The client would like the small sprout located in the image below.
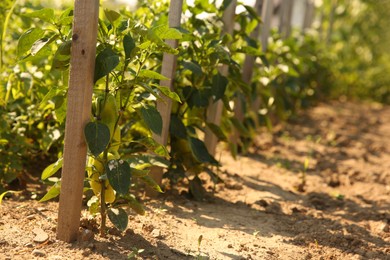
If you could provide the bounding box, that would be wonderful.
[253,230,260,237]
[198,234,203,252]
[128,247,144,259]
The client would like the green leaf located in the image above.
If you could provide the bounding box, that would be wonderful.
[52,45,70,71]
[94,47,120,82]
[123,34,135,61]
[182,86,210,108]
[211,73,228,102]
[182,61,203,76]
[139,69,169,80]
[107,207,128,231]
[230,117,251,137]
[124,194,145,215]
[24,8,55,23]
[0,191,17,205]
[18,28,45,57]
[31,34,57,56]
[169,114,187,139]
[104,9,121,24]
[57,7,73,25]
[155,85,181,103]
[39,182,61,202]
[152,24,182,40]
[41,158,63,180]
[140,105,162,136]
[243,5,261,21]
[221,0,234,11]
[188,137,218,165]
[84,122,111,157]
[206,122,227,141]
[106,159,131,195]
[132,169,163,193]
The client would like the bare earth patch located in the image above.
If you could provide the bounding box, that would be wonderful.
[1,101,389,260]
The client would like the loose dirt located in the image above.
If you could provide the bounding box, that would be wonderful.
[1,101,389,260]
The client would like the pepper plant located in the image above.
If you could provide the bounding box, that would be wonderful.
[19,5,183,234]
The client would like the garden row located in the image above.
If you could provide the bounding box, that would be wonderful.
[1,0,388,241]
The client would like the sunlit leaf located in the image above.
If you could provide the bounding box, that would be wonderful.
[140,105,162,136]
[139,69,169,80]
[39,182,61,202]
[24,8,55,24]
[17,28,44,57]
[41,157,63,180]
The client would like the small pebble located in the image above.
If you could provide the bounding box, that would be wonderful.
[32,228,49,243]
[151,229,162,238]
[26,214,35,220]
[32,249,46,257]
[380,223,389,233]
[24,242,34,248]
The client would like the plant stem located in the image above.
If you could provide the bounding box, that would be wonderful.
[100,179,107,237]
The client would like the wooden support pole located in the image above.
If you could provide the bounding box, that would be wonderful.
[261,0,274,52]
[147,0,183,196]
[231,0,264,146]
[205,0,237,156]
[303,0,315,31]
[57,0,99,242]
[279,0,293,38]
[251,0,273,119]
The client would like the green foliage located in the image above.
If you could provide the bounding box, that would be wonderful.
[1,0,386,233]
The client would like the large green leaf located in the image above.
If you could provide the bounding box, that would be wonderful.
[182,61,203,76]
[131,168,163,193]
[124,194,145,215]
[24,8,55,24]
[41,157,63,180]
[169,114,187,139]
[84,122,110,157]
[123,34,135,61]
[39,181,61,202]
[182,86,210,108]
[104,9,121,24]
[140,105,162,136]
[206,122,227,141]
[188,137,218,165]
[106,159,131,195]
[211,73,228,102]
[94,47,120,83]
[152,24,182,40]
[30,34,57,56]
[51,40,71,70]
[17,28,44,57]
[108,207,128,231]
[139,69,169,80]
[154,85,182,103]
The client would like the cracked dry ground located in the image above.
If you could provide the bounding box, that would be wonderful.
[1,101,389,260]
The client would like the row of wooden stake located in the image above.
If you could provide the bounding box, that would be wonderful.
[57,0,318,242]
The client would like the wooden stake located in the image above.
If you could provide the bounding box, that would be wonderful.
[205,0,237,155]
[251,0,274,122]
[303,0,315,31]
[57,0,99,242]
[279,0,294,38]
[148,0,183,196]
[231,0,263,146]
